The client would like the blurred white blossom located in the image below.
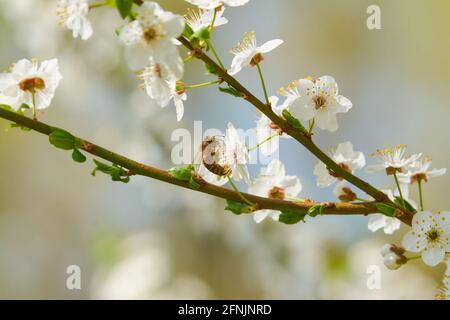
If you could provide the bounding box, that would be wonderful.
[399,156,446,184]
[186,0,250,10]
[185,7,228,32]
[255,96,287,155]
[248,160,301,223]
[229,32,283,75]
[367,145,421,175]
[57,0,93,40]
[314,142,365,188]
[0,58,62,111]
[118,1,184,75]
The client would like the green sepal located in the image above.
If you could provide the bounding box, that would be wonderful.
[279,211,307,225]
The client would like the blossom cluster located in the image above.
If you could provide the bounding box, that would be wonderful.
[0,0,448,299]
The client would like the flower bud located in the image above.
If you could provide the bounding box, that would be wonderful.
[383,253,403,270]
[381,244,407,270]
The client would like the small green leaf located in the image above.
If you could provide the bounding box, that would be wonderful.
[49,128,75,150]
[168,165,194,182]
[307,204,324,217]
[189,176,201,189]
[219,86,241,97]
[182,24,194,39]
[225,200,254,215]
[114,26,123,36]
[72,148,87,163]
[394,197,417,213]
[91,159,130,183]
[375,203,396,217]
[115,0,133,19]
[282,109,307,133]
[279,211,306,225]
[8,123,31,131]
[2,104,32,131]
[204,62,217,75]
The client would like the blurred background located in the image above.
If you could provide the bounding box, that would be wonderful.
[0,0,449,299]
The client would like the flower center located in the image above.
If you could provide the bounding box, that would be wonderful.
[19,77,46,92]
[143,27,160,44]
[153,64,162,78]
[268,186,285,200]
[426,229,440,242]
[411,173,428,184]
[313,95,327,110]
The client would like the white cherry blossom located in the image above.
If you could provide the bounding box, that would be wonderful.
[313,142,365,188]
[228,32,283,76]
[185,7,228,32]
[399,157,446,184]
[57,0,93,40]
[224,123,250,182]
[138,59,186,121]
[248,160,301,223]
[197,123,250,185]
[185,0,249,10]
[0,58,62,111]
[367,186,416,235]
[118,1,184,75]
[255,96,287,156]
[366,145,422,175]
[402,211,450,267]
[282,76,352,132]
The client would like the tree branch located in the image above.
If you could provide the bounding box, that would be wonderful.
[0,106,383,219]
[177,36,413,225]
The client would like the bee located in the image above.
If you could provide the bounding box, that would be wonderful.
[195,136,231,177]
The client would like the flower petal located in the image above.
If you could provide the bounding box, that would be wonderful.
[335,95,352,113]
[402,231,426,252]
[258,39,283,54]
[313,162,335,188]
[265,159,285,180]
[280,175,302,197]
[422,244,445,267]
[368,214,386,233]
[253,210,271,223]
[383,217,401,235]
[411,211,435,233]
[315,109,338,132]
